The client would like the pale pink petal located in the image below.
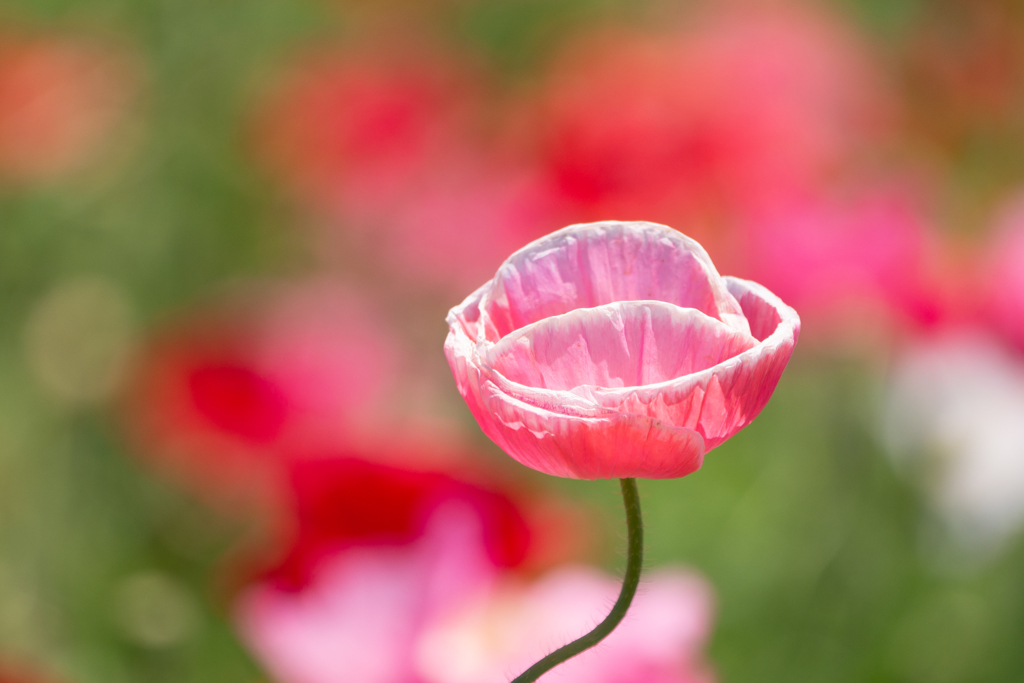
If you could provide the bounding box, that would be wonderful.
[568,278,798,448]
[486,301,756,391]
[475,387,706,479]
[477,221,750,338]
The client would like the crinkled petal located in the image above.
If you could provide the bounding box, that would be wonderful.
[476,221,750,339]
[569,277,800,449]
[477,382,705,479]
[485,300,756,391]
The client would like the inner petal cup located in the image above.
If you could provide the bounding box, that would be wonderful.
[486,301,757,392]
[478,222,750,339]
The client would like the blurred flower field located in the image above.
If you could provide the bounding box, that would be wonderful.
[4,0,1024,681]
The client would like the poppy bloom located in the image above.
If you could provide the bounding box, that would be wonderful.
[253,44,473,207]
[445,221,800,480]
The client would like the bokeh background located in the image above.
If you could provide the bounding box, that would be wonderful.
[4,0,1024,681]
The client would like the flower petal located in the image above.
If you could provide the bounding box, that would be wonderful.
[574,277,799,449]
[477,221,750,339]
[485,301,756,391]
[476,383,706,479]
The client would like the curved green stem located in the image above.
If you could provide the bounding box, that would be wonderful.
[510,477,644,683]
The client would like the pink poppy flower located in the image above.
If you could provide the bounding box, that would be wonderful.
[0,35,136,182]
[445,221,800,480]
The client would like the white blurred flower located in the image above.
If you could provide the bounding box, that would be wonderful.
[883,332,1024,554]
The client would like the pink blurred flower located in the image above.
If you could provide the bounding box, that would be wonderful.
[532,1,890,224]
[416,566,715,683]
[234,455,599,683]
[445,221,800,479]
[254,45,563,292]
[341,155,564,292]
[983,192,1024,352]
[736,187,950,338]
[238,499,501,683]
[0,34,136,183]
[236,457,716,683]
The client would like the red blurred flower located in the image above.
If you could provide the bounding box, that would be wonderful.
[0,664,66,683]
[0,34,136,183]
[254,44,475,209]
[532,2,891,226]
[237,491,513,683]
[123,280,409,508]
[227,415,597,682]
[262,456,533,591]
